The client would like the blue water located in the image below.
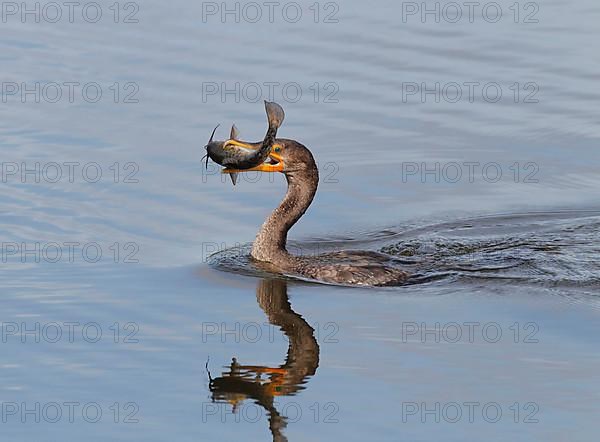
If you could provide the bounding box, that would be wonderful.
[1,0,599,440]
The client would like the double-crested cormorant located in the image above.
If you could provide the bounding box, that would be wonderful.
[223,138,410,286]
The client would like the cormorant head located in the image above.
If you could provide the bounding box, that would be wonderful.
[218,102,317,179]
[222,138,318,177]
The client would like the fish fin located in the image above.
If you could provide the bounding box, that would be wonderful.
[230,124,240,140]
[264,101,285,130]
[230,173,238,186]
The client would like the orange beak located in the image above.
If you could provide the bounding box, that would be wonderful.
[222,143,284,175]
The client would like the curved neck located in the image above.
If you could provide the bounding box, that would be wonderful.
[251,168,319,263]
[256,279,319,392]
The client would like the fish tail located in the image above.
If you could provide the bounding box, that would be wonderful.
[264,101,285,130]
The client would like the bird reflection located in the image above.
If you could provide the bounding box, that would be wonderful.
[208,279,320,441]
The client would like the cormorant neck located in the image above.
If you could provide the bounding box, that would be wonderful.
[251,166,319,264]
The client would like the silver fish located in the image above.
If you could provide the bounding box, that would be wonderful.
[203,101,285,185]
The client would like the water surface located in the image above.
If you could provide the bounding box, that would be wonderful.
[1,0,599,440]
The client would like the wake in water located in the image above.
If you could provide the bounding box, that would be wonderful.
[209,210,600,291]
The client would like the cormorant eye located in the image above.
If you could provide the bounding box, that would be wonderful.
[274,146,282,153]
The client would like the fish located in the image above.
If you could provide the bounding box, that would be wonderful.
[202,101,285,185]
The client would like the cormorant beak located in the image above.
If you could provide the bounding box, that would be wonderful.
[222,139,253,150]
[221,142,285,174]
[223,139,258,150]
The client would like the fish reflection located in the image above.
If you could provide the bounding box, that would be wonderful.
[208,279,319,441]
